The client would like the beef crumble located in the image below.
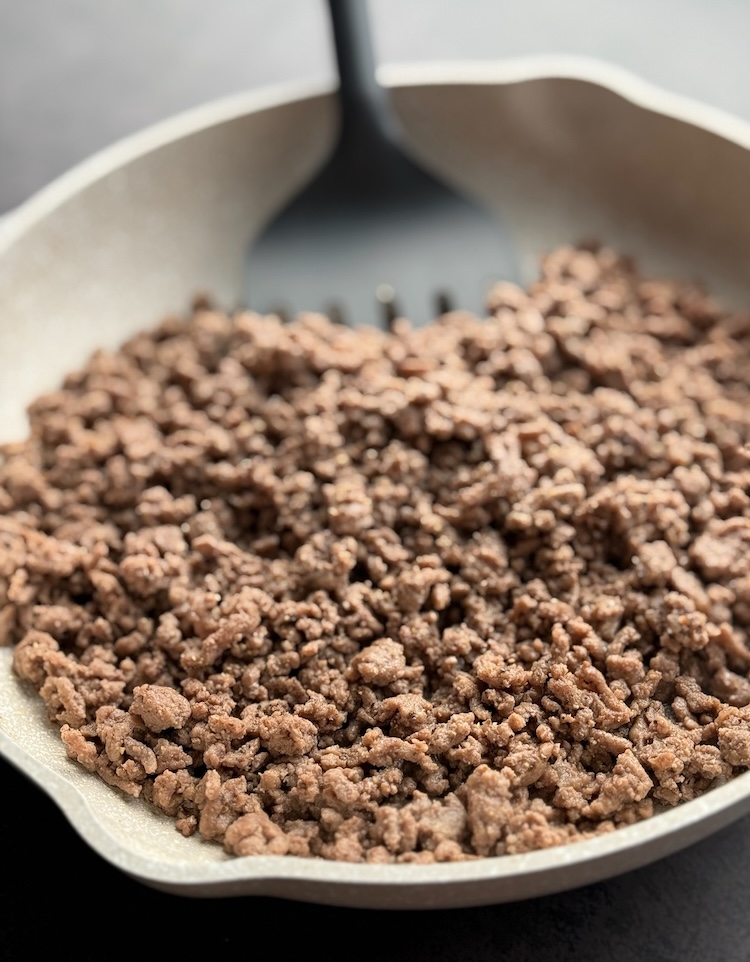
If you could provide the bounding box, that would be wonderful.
[4,244,750,863]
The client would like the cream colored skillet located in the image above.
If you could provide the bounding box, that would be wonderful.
[1,54,750,906]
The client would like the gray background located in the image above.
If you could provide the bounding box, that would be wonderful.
[2,2,750,959]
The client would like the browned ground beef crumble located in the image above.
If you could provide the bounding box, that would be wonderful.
[3,244,750,862]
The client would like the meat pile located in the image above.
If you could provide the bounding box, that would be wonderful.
[3,244,750,863]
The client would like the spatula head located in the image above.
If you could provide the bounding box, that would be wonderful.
[246,148,517,329]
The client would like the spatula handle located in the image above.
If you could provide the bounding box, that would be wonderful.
[327,0,391,146]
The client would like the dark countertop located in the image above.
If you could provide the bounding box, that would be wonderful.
[4,754,749,961]
[2,3,750,957]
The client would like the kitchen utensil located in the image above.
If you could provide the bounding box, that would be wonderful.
[246,0,512,328]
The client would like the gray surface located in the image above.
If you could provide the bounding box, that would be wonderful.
[2,1,749,957]
[373,0,750,119]
[0,0,334,213]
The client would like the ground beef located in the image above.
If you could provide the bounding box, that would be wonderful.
[4,243,750,863]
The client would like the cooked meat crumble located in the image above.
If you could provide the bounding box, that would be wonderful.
[3,243,750,862]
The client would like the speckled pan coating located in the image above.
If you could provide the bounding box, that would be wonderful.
[3,60,750,905]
